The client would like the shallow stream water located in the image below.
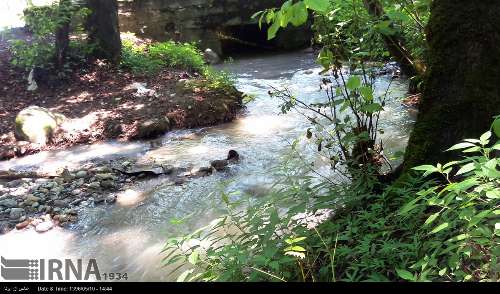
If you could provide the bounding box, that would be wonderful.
[0,51,414,281]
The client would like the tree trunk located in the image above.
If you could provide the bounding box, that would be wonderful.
[54,0,71,71]
[86,0,121,64]
[402,0,500,169]
[362,0,418,77]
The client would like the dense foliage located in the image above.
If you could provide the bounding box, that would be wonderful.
[162,0,499,282]
[120,37,235,91]
[7,1,91,73]
[164,122,499,282]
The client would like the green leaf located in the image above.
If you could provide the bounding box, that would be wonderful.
[446,142,476,151]
[492,117,500,138]
[291,2,308,26]
[177,269,194,282]
[455,162,475,176]
[360,86,373,101]
[285,245,306,252]
[395,268,414,281]
[361,103,383,114]
[468,210,492,228]
[346,76,361,90]
[480,131,492,145]
[251,11,264,19]
[188,250,199,265]
[424,212,440,226]
[412,165,439,177]
[304,0,329,13]
[285,236,307,244]
[267,12,281,40]
[430,222,449,234]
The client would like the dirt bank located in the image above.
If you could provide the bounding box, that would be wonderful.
[0,30,244,161]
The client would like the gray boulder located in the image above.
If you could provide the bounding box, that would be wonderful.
[203,48,221,65]
[14,106,66,145]
[0,199,17,208]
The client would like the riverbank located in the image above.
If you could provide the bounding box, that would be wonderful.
[0,29,244,161]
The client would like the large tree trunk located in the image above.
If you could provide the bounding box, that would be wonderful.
[402,0,500,169]
[54,0,71,71]
[362,0,418,77]
[86,0,121,64]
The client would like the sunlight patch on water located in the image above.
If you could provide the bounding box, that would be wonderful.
[116,189,147,207]
[0,142,147,174]
[236,114,292,136]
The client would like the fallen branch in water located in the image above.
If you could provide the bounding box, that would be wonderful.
[0,170,56,181]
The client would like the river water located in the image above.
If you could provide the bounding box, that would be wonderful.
[0,51,414,281]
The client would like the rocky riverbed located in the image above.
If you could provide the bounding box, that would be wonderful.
[0,150,239,235]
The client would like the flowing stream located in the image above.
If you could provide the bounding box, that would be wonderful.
[0,51,415,281]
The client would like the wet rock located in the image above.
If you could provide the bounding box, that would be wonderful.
[203,48,221,65]
[95,173,116,181]
[38,187,49,194]
[31,202,39,208]
[6,179,23,188]
[16,220,30,230]
[161,165,175,175]
[35,221,53,233]
[105,195,116,204]
[175,79,190,94]
[70,199,82,206]
[9,208,25,220]
[210,159,228,171]
[94,166,113,173]
[88,182,100,189]
[75,171,88,179]
[115,164,165,176]
[0,145,16,160]
[94,197,105,204]
[0,222,13,234]
[61,169,73,182]
[132,117,171,140]
[53,200,69,208]
[100,180,115,189]
[66,209,77,215]
[191,166,213,177]
[72,189,82,196]
[0,198,18,208]
[27,68,38,91]
[25,195,41,205]
[14,106,66,145]
[227,149,240,162]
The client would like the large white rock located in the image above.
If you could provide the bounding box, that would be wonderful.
[14,106,66,145]
[203,48,221,65]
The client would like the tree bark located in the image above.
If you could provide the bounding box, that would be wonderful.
[54,0,71,71]
[86,0,121,64]
[362,0,418,77]
[402,0,500,169]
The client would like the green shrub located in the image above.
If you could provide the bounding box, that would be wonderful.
[148,41,205,72]
[121,40,206,75]
[120,39,235,92]
[120,39,163,75]
[163,128,499,282]
[8,2,90,71]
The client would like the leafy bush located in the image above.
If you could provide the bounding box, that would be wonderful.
[8,2,90,72]
[120,39,164,75]
[121,39,206,74]
[120,38,235,91]
[149,41,205,72]
[163,127,499,282]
